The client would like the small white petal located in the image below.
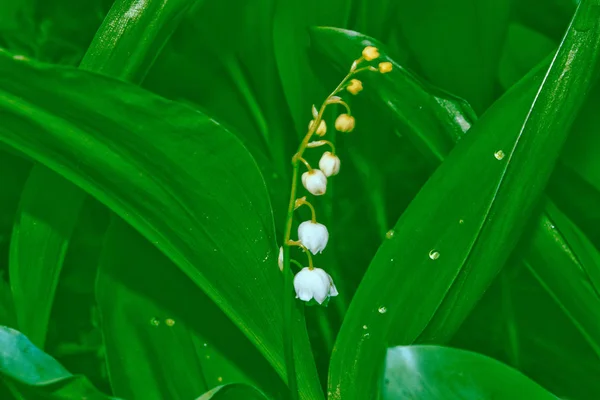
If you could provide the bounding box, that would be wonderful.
[319,152,340,177]
[278,246,284,271]
[298,221,329,255]
[301,170,327,196]
[293,267,338,305]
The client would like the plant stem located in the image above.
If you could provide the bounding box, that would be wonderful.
[281,63,361,400]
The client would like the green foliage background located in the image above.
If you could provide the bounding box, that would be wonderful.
[1,0,600,399]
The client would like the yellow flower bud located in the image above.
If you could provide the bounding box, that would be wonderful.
[346,79,363,95]
[335,114,355,133]
[309,119,327,136]
[378,62,392,74]
[362,46,380,61]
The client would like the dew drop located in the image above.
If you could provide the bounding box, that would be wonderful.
[363,333,371,339]
[362,325,368,330]
[429,250,440,260]
[385,230,395,239]
[494,150,505,160]
[378,306,387,314]
[203,343,208,347]
[217,376,223,383]
[459,219,465,224]
[150,317,160,326]
[165,318,175,327]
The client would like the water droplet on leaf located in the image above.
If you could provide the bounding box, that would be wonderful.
[378,306,387,314]
[494,150,505,160]
[429,250,440,260]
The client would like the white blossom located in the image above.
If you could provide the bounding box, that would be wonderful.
[301,169,327,196]
[278,246,284,271]
[298,221,329,254]
[293,267,338,304]
[319,152,340,177]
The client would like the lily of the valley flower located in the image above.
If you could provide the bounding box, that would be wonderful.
[301,169,327,195]
[298,220,329,254]
[347,79,363,95]
[335,114,355,132]
[278,246,284,271]
[309,119,327,136]
[293,267,338,304]
[362,46,380,61]
[319,151,340,177]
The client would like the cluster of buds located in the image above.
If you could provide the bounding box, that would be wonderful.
[279,46,392,305]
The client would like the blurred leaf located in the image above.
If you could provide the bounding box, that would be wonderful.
[323,2,600,397]
[395,0,511,112]
[0,55,322,400]
[498,23,556,90]
[0,326,119,399]
[9,168,84,349]
[97,218,286,399]
[383,345,556,399]
[196,383,269,400]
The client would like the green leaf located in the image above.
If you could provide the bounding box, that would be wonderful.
[382,345,557,399]
[395,0,511,112]
[0,55,322,400]
[9,168,84,348]
[0,326,119,399]
[195,383,269,400]
[321,1,600,398]
[8,0,198,350]
[97,218,286,399]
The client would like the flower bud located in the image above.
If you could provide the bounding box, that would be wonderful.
[278,246,284,271]
[319,152,340,177]
[309,119,327,136]
[298,221,329,254]
[347,79,363,95]
[335,114,355,133]
[301,169,327,196]
[362,46,380,61]
[378,61,392,74]
[293,267,338,304]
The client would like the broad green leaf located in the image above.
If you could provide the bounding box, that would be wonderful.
[81,0,199,84]
[395,0,511,112]
[8,0,197,351]
[196,383,269,400]
[97,218,286,399]
[9,168,84,348]
[0,326,119,399]
[383,345,556,399]
[322,1,600,398]
[0,55,322,400]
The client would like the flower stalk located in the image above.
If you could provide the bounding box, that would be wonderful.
[280,46,391,399]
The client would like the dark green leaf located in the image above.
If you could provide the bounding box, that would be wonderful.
[9,168,84,348]
[322,2,600,398]
[196,383,269,400]
[97,218,286,399]
[0,55,322,400]
[395,0,511,112]
[0,326,119,399]
[383,345,556,399]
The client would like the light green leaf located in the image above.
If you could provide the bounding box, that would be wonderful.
[0,54,322,400]
[0,326,119,399]
[383,345,557,399]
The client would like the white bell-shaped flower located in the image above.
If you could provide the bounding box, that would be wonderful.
[301,169,327,196]
[293,267,338,304]
[278,246,284,271]
[318,152,340,177]
[298,221,329,254]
